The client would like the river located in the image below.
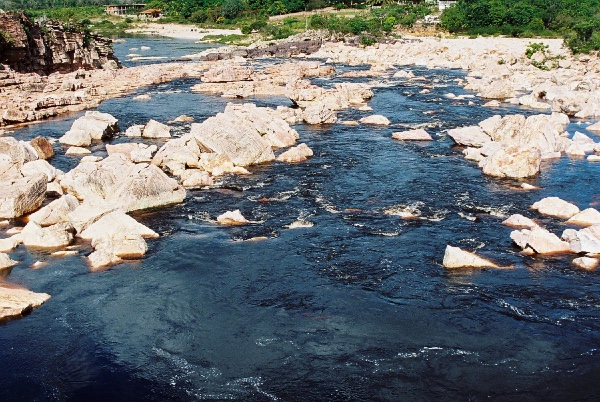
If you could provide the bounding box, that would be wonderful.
[0,37,599,401]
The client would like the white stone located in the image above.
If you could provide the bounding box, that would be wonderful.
[217,210,249,226]
[392,129,432,141]
[531,197,580,219]
[442,245,499,268]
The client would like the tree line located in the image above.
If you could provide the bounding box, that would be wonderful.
[440,0,600,53]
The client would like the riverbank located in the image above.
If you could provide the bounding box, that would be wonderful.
[125,23,242,41]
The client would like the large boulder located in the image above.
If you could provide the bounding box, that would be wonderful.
[448,126,491,147]
[277,143,313,163]
[70,111,119,140]
[302,103,337,125]
[480,146,541,178]
[28,194,79,227]
[21,221,74,248]
[151,134,202,175]
[0,252,18,271]
[191,115,274,167]
[88,233,148,270]
[562,227,600,254]
[510,226,571,254]
[222,103,298,148]
[79,210,158,240]
[142,119,171,139]
[502,214,538,229]
[531,197,580,219]
[566,208,600,226]
[20,160,57,182]
[0,285,50,321]
[60,154,186,213]
[60,111,119,145]
[0,174,47,219]
[442,245,500,268]
[29,137,54,160]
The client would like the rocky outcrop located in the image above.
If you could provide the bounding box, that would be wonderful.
[59,111,119,146]
[511,226,571,254]
[0,11,119,74]
[0,174,47,219]
[60,154,186,212]
[276,143,313,163]
[0,284,50,321]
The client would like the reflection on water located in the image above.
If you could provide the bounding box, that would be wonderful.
[1,38,600,401]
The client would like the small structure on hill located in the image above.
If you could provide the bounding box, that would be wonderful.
[104,3,146,16]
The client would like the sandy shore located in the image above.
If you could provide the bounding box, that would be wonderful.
[126,23,241,41]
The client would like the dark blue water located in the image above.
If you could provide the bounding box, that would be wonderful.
[1,41,600,401]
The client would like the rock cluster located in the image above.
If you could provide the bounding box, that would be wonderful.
[450,112,572,178]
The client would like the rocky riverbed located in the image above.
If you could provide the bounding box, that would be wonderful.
[1,31,600,400]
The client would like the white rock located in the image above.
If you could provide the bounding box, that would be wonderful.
[566,208,600,226]
[448,126,491,147]
[511,226,571,254]
[442,245,499,268]
[481,146,541,178]
[0,174,47,219]
[65,146,91,155]
[0,285,50,320]
[79,210,158,240]
[217,210,249,226]
[572,257,599,270]
[562,228,600,254]
[20,160,57,182]
[0,252,18,270]
[276,143,313,163]
[531,197,580,219]
[392,129,432,141]
[28,194,79,227]
[125,125,144,137]
[142,119,171,138]
[502,214,538,229]
[359,115,390,125]
[21,221,73,248]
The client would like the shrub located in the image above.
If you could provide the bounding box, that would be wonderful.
[360,35,376,46]
[241,24,252,34]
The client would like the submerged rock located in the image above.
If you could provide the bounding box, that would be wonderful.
[443,245,500,268]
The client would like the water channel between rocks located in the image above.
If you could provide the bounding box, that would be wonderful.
[1,37,599,401]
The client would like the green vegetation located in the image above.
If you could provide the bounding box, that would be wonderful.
[0,30,15,53]
[440,0,600,54]
[525,42,564,70]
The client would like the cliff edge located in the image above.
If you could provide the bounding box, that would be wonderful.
[0,11,119,74]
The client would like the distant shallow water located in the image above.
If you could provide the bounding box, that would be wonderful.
[112,36,219,67]
[1,38,600,401]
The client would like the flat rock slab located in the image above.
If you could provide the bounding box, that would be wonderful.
[0,285,50,321]
[392,129,432,141]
